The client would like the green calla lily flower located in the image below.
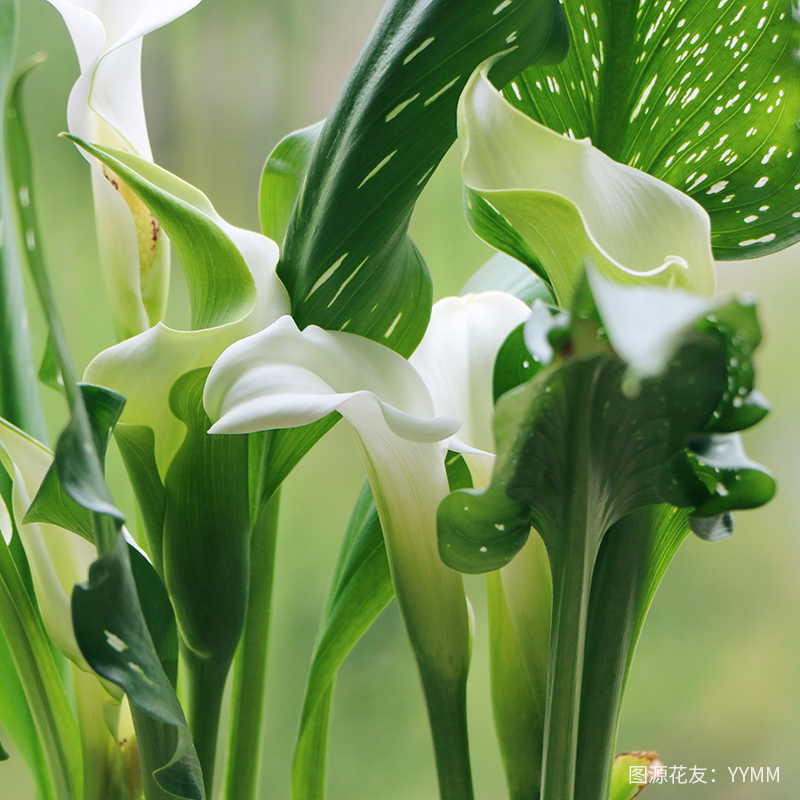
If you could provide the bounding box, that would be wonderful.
[83,167,290,481]
[47,0,202,339]
[459,64,717,306]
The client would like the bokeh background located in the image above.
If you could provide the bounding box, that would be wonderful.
[2,0,798,797]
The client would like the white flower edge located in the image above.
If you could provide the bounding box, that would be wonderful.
[410,290,531,486]
[204,314,470,683]
[459,65,716,306]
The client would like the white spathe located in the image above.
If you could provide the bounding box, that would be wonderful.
[204,313,469,682]
[47,0,202,338]
[459,65,716,306]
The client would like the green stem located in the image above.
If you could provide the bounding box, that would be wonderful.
[421,675,474,800]
[223,489,281,800]
[180,643,230,795]
[540,538,595,800]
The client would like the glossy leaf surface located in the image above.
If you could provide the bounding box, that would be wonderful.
[279,0,568,356]
[507,0,800,258]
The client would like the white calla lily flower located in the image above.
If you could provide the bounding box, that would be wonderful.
[47,0,202,338]
[203,292,530,779]
[204,315,469,683]
[459,66,716,306]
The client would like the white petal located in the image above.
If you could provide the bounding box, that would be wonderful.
[588,270,712,379]
[204,318,470,687]
[205,316,460,444]
[459,67,716,305]
[411,291,529,455]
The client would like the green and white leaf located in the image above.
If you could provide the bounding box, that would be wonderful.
[507,0,800,258]
[279,0,569,356]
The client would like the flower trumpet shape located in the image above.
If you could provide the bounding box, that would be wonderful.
[459,65,716,306]
[204,291,531,795]
[47,0,201,338]
[83,159,290,481]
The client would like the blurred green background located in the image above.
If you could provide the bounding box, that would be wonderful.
[2,0,798,798]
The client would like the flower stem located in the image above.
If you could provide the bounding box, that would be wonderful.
[540,535,595,800]
[420,673,474,800]
[223,489,281,800]
[180,643,230,795]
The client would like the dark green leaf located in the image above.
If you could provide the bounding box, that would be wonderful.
[506,0,800,258]
[115,424,166,578]
[259,120,324,244]
[0,738,8,760]
[72,535,203,799]
[163,369,249,666]
[25,384,126,543]
[279,0,568,356]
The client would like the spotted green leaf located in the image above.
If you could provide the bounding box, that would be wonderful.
[279,0,568,357]
[506,0,800,258]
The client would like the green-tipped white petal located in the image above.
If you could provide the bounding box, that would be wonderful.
[459,67,716,306]
[0,419,95,669]
[84,184,289,477]
[205,315,470,684]
[47,0,202,337]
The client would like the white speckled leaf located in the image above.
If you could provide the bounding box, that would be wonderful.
[506,0,800,258]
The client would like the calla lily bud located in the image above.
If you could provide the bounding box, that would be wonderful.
[47,0,202,339]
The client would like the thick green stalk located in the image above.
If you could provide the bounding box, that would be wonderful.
[540,538,595,800]
[179,643,230,795]
[420,674,474,800]
[223,490,281,800]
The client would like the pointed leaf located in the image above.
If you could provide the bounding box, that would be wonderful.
[292,482,392,800]
[1,22,47,441]
[9,69,204,798]
[279,0,569,356]
[259,120,324,244]
[506,0,800,258]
